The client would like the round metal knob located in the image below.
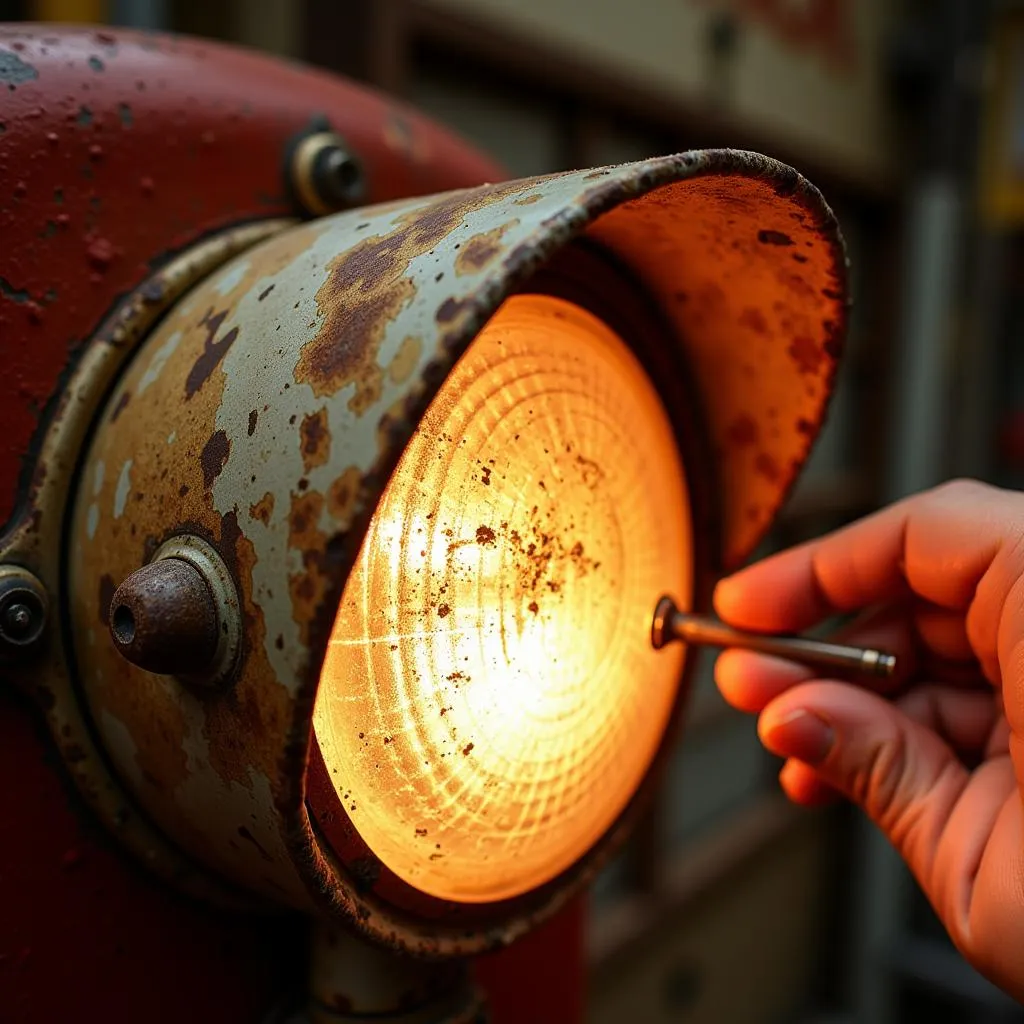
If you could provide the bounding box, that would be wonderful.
[110,558,219,677]
[108,535,241,688]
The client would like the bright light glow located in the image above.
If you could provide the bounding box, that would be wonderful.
[312,294,692,903]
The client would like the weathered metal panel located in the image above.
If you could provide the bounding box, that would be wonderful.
[0,24,504,1021]
[0,25,503,529]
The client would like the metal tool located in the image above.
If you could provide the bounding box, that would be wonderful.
[650,595,897,679]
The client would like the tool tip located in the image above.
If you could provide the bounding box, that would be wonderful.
[864,650,898,678]
[651,595,677,650]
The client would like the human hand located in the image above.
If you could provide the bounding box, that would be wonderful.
[713,479,1024,1001]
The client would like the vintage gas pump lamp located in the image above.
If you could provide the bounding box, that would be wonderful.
[0,24,847,1024]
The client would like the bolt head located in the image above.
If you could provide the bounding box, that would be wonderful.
[0,570,48,655]
[314,144,365,207]
[4,603,34,638]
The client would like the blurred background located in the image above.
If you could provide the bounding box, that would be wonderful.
[7,0,1024,1022]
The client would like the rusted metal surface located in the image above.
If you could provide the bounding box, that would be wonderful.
[0,25,548,1023]
[0,678,304,1024]
[0,25,504,533]
[582,163,848,568]
[110,558,220,677]
[141,533,244,688]
[308,924,485,1022]
[0,219,291,914]
[65,149,846,954]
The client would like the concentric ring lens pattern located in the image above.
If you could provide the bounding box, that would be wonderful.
[313,294,692,903]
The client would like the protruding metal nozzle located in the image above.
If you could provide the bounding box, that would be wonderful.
[110,558,219,677]
[109,534,241,687]
[651,595,897,679]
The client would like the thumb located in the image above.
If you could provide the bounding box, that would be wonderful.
[758,681,969,888]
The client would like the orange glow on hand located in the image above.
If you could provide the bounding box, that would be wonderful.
[312,294,692,903]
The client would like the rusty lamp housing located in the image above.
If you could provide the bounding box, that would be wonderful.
[0,25,848,1024]
[71,152,846,940]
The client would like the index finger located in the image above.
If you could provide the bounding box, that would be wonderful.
[713,479,1018,634]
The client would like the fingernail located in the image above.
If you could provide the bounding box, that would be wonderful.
[712,582,741,624]
[761,709,834,764]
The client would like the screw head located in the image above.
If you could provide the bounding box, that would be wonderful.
[0,569,48,656]
[313,144,365,208]
[4,603,34,638]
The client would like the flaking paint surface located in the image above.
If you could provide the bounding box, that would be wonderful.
[68,240,305,902]
[587,174,846,565]
[0,24,504,537]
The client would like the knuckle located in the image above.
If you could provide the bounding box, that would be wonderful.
[997,574,1024,703]
[848,730,908,829]
[932,477,992,501]
[847,728,957,871]
[1003,528,1024,578]
[922,478,999,519]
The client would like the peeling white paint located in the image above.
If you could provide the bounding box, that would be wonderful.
[99,711,146,795]
[167,431,176,445]
[114,459,133,519]
[86,502,99,539]
[137,330,182,396]
[175,705,307,903]
[207,183,620,700]
[92,459,105,496]
[212,258,251,296]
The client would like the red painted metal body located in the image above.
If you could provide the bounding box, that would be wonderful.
[0,24,502,526]
[0,24,581,1024]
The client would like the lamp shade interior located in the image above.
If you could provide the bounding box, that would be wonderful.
[312,294,693,903]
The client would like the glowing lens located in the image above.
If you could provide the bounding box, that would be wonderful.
[312,294,691,903]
